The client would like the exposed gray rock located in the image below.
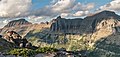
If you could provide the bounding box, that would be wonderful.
[25,43,32,48]
[50,16,83,34]
[80,10,120,34]
[50,11,120,35]
[6,55,16,57]
[0,54,5,57]
[35,53,55,57]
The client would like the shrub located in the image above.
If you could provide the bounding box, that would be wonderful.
[8,48,36,57]
[8,47,57,57]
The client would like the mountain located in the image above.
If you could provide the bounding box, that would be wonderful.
[50,10,120,57]
[0,19,51,37]
[4,19,32,27]
[80,10,120,43]
[50,10,120,34]
[1,10,120,57]
[86,11,120,57]
[50,16,83,34]
[0,19,32,36]
[80,10,120,34]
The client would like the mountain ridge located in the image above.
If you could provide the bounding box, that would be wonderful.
[4,19,32,28]
[0,10,120,57]
[79,10,120,33]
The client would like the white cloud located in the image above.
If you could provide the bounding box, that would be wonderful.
[51,0,75,11]
[73,11,84,16]
[3,19,9,24]
[98,0,120,12]
[28,16,43,21]
[0,0,32,18]
[72,3,94,11]
[28,15,46,23]
[32,0,75,17]
[33,0,94,17]
[72,3,94,17]
[0,0,95,28]
[0,19,11,28]
[73,11,89,17]
[60,13,69,18]
[0,0,95,18]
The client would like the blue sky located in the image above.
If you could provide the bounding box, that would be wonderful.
[1,0,120,28]
[32,0,112,7]
[76,0,112,9]
[32,0,51,10]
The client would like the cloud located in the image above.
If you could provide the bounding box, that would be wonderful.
[72,3,94,17]
[0,0,95,18]
[0,0,93,19]
[0,19,10,28]
[51,0,75,11]
[98,0,120,12]
[3,19,9,24]
[72,3,94,11]
[32,0,75,17]
[0,0,95,28]
[28,15,48,23]
[73,11,89,17]
[60,13,69,18]
[32,0,94,18]
[0,0,32,18]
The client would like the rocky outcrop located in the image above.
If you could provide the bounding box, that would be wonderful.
[3,31,32,48]
[50,16,83,34]
[4,19,32,27]
[79,11,120,57]
[79,11,120,34]
[50,11,120,35]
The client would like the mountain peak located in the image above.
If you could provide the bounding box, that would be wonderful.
[18,19,26,21]
[4,19,32,27]
[100,10,115,13]
[86,10,120,20]
[96,10,115,16]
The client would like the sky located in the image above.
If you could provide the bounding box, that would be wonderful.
[0,0,120,28]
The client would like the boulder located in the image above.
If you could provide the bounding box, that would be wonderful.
[25,43,32,48]
[3,31,31,48]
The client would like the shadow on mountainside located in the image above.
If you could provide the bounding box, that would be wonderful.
[24,28,68,44]
[0,38,15,52]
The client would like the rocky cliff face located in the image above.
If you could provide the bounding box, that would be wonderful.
[49,11,120,57]
[3,31,32,48]
[80,11,120,57]
[80,10,120,34]
[50,16,83,34]
[50,11,120,34]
